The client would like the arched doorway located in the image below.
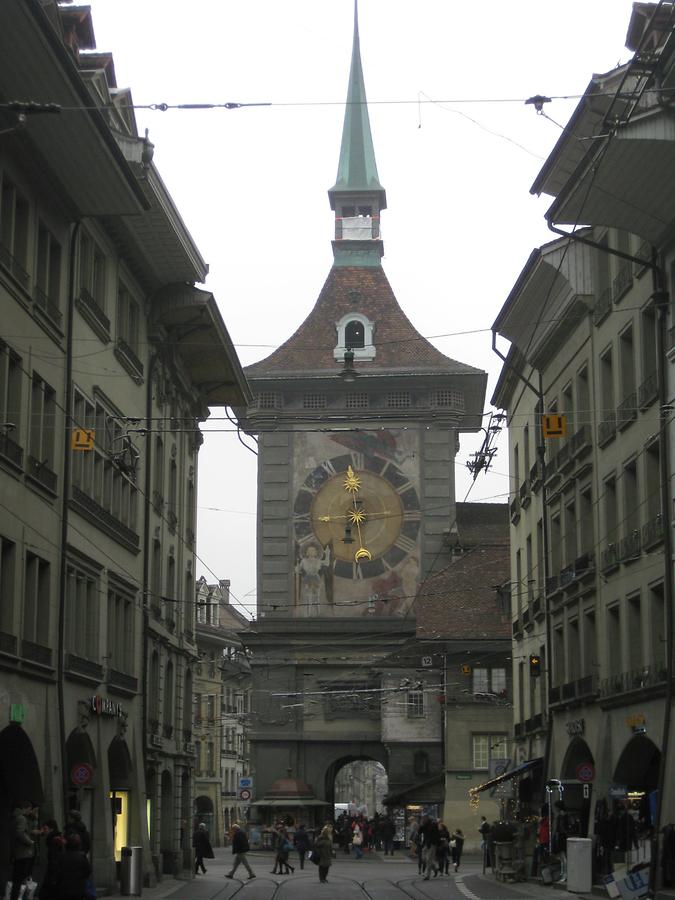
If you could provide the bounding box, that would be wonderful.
[108,738,132,862]
[560,736,595,836]
[0,724,44,882]
[194,795,214,840]
[613,734,660,831]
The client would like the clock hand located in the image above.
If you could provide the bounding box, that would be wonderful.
[315,509,393,523]
[353,516,372,562]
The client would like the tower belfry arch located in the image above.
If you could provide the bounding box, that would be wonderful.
[237,2,487,825]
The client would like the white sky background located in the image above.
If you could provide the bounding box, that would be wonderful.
[86,0,637,618]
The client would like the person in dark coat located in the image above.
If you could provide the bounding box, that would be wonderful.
[314,825,333,884]
[271,826,294,874]
[451,828,465,871]
[54,835,91,900]
[41,820,66,900]
[64,811,90,857]
[225,823,255,880]
[418,815,440,880]
[381,816,396,856]
[293,824,311,870]
[192,822,214,875]
[437,822,451,874]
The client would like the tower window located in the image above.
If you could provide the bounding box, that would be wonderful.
[345,393,369,409]
[345,320,365,349]
[386,391,411,409]
[302,393,327,409]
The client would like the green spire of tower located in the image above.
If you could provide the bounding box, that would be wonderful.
[328,0,386,211]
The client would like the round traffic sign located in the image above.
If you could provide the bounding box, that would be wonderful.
[576,762,595,783]
[239,788,251,801]
[70,762,93,786]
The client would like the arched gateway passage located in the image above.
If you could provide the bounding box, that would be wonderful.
[324,749,388,814]
[560,736,595,836]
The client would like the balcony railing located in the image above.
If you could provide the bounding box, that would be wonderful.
[27,455,57,493]
[619,530,641,563]
[0,242,30,289]
[514,722,523,738]
[577,674,597,698]
[557,443,573,474]
[571,424,591,459]
[34,286,63,328]
[114,337,144,382]
[65,653,103,680]
[22,640,52,667]
[512,619,522,638]
[522,608,531,628]
[532,596,542,618]
[598,413,616,447]
[593,286,613,324]
[519,479,531,508]
[162,723,174,739]
[642,513,663,550]
[509,495,521,524]
[75,288,110,339]
[530,460,543,493]
[613,263,632,302]
[560,563,576,587]
[601,542,619,573]
[0,630,18,655]
[549,685,561,704]
[562,681,577,700]
[599,662,667,699]
[108,669,138,692]
[638,370,658,409]
[0,433,23,469]
[617,392,637,431]
[545,575,559,596]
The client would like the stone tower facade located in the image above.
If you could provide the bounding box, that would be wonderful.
[237,5,487,822]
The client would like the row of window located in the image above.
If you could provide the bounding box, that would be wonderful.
[1,174,143,354]
[256,389,465,411]
[0,538,136,674]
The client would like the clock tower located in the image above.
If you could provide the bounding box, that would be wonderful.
[237,3,487,821]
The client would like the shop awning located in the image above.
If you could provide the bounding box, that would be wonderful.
[469,758,543,796]
[384,773,444,805]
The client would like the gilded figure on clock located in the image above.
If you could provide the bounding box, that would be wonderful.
[295,542,333,616]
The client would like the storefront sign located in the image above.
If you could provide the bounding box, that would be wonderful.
[566,718,585,737]
[626,713,646,730]
[609,784,628,799]
[455,774,471,780]
[70,762,93,786]
[89,695,124,717]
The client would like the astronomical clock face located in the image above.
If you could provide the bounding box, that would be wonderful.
[293,435,421,616]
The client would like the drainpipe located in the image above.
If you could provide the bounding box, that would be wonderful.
[141,344,159,842]
[648,255,673,898]
[57,219,81,822]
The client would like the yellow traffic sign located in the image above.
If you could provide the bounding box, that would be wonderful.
[71,429,95,451]
[542,414,567,439]
[461,664,472,675]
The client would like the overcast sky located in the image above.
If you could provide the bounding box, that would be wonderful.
[86,0,638,618]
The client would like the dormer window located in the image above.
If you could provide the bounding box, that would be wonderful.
[334,313,375,361]
[345,320,365,348]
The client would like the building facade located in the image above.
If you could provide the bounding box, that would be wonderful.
[193,577,252,844]
[492,2,674,880]
[0,1,249,890]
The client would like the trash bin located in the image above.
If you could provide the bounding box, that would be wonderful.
[120,846,143,896]
[567,837,592,893]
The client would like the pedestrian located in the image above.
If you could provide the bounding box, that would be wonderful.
[479,815,491,868]
[314,824,333,884]
[351,822,364,859]
[192,822,214,875]
[382,816,396,856]
[418,814,440,880]
[271,826,294,874]
[41,819,66,900]
[293,824,311,870]
[9,800,37,900]
[451,828,464,871]
[64,811,90,857]
[437,821,451,874]
[225,823,256,881]
[54,834,91,900]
